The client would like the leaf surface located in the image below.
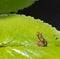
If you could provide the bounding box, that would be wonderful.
[0,14,60,59]
[0,0,35,13]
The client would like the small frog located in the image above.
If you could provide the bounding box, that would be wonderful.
[37,32,47,47]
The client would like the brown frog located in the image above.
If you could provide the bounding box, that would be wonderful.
[37,32,47,47]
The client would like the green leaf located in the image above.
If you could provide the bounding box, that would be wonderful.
[0,0,35,13]
[0,14,60,59]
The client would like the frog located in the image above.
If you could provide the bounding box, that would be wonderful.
[37,32,47,47]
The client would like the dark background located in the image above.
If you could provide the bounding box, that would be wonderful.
[17,0,60,30]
